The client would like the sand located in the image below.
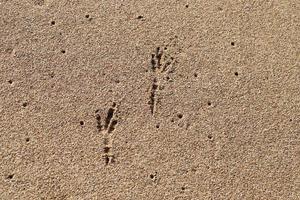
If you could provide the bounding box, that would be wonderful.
[0,0,299,199]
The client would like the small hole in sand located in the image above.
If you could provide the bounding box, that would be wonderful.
[150,174,155,179]
[22,102,28,107]
[231,42,235,46]
[51,21,55,25]
[234,72,239,76]
[85,14,90,18]
[103,147,110,153]
[8,80,13,84]
[194,73,198,77]
[207,101,212,106]
[137,15,143,19]
[61,50,66,54]
[185,5,189,8]
[25,138,30,142]
[177,114,183,119]
[80,121,84,126]
[156,124,160,129]
[208,135,213,140]
[7,174,14,179]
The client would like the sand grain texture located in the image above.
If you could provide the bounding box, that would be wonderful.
[0,0,299,199]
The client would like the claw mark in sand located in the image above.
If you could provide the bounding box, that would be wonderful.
[148,37,180,116]
[149,78,159,115]
[95,103,118,165]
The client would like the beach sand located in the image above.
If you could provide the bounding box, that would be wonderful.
[1,0,299,199]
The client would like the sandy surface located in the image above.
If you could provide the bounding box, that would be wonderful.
[1,0,299,199]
